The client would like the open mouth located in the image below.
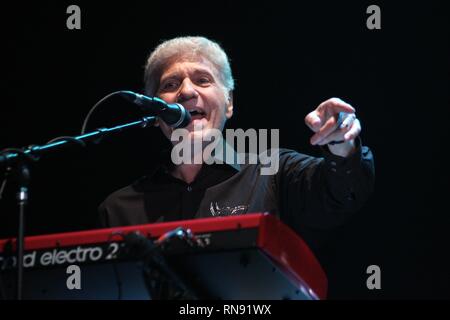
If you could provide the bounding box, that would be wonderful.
[189,110,206,120]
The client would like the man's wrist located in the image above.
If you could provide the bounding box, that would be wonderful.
[327,139,356,157]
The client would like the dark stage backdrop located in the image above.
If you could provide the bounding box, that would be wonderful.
[1,1,449,299]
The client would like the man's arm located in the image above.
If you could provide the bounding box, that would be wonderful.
[276,141,374,232]
[276,97,374,232]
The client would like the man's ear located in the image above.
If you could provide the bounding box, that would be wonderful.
[225,91,234,119]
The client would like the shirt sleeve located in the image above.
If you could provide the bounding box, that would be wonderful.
[275,138,375,232]
[97,200,111,228]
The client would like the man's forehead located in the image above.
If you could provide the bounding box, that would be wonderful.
[160,57,219,79]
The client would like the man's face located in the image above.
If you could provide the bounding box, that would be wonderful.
[156,57,233,142]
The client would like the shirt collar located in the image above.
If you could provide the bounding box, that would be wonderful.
[148,139,242,180]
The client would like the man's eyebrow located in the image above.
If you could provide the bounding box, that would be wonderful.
[160,68,215,82]
[192,68,214,77]
[160,72,180,83]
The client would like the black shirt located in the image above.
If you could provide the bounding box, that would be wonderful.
[99,140,375,245]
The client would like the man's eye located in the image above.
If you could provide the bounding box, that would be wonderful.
[161,81,179,91]
[197,77,211,85]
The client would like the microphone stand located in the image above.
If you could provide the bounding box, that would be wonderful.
[0,116,157,300]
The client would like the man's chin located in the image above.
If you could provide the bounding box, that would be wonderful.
[187,124,223,143]
[183,118,207,133]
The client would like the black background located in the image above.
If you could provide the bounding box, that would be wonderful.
[1,1,449,299]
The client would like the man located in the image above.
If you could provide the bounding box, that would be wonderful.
[99,36,375,250]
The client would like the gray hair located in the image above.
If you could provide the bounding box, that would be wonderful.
[144,36,234,96]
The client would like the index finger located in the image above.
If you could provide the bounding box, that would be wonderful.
[318,98,355,115]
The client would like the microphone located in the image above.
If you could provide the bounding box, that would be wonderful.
[119,91,191,128]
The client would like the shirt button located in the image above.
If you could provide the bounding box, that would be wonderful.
[347,191,355,201]
[330,161,337,167]
[187,186,192,192]
[330,168,337,173]
[346,169,352,174]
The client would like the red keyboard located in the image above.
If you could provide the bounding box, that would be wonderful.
[0,213,327,299]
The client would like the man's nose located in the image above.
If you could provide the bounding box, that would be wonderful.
[177,78,199,103]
